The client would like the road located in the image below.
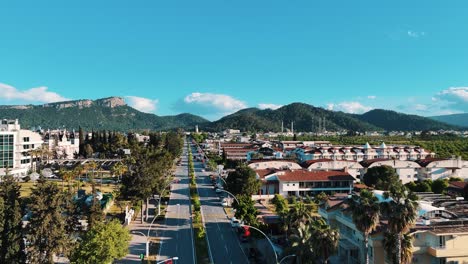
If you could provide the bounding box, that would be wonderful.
[157,142,195,264]
[192,144,250,264]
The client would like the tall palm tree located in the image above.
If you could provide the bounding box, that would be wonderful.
[288,201,313,228]
[288,222,316,264]
[348,189,380,264]
[382,184,418,264]
[383,232,414,264]
[111,162,127,182]
[310,218,340,264]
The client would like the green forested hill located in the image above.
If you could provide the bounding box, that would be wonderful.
[0,99,208,131]
[357,109,460,131]
[204,103,380,132]
[0,99,461,132]
[430,113,468,128]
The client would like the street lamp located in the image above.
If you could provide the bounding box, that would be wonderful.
[131,231,149,259]
[156,256,179,264]
[218,189,239,205]
[241,224,279,264]
[279,254,296,264]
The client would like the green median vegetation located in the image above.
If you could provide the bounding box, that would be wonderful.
[187,142,211,263]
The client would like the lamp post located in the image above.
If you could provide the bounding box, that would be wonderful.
[156,256,179,264]
[131,231,149,259]
[218,189,239,205]
[241,224,279,264]
[279,254,296,264]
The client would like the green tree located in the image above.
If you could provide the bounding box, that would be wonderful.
[27,179,70,263]
[84,144,94,158]
[431,179,449,194]
[226,165,261,196]
[70,219,131,264]
[363,165,400,190]
[287,222,316,264]
[271,194,288,216]
[0,174,25,263]
[233,195,258,226]
[348,189,380,264]
[310,218,340,264]
[381,184,418,264]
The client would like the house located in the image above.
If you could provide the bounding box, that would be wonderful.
[256,169,355,197]
[447,181,468,197]
[360,159,421,184]
[302,159,363,179]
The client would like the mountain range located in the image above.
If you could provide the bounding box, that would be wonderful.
[0,97,464,132]
[430,113,468,128]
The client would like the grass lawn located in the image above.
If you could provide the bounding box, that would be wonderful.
[19,180,119,197]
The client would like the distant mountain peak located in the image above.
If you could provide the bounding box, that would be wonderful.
[42,96,127,109]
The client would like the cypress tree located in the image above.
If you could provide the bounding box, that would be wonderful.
[78,126,85,156]
[0,174,25,263]
[27,178,70,263]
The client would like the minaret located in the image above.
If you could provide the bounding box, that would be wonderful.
[291,121,294,134]
[195,125,199,133]
[281,121,284,133]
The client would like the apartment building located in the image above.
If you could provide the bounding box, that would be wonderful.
[417,157,468,181]
[319,191,468,264]
[360,158,421,184]
[0,119,43,177]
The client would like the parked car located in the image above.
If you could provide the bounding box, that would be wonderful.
[230,217,242,228]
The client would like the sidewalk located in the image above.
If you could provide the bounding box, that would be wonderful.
[117,202,157,264]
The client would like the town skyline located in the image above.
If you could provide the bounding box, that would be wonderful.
[1,1,468,119]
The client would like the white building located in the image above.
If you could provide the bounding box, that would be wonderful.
[43,129,79,159]
[303,159,363,179]
[0,119,43,177]
[248,160,302,170]
[360,159,421,184]
[416,157,468,180]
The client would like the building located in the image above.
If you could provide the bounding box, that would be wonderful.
[293,142,435,163]
[43,129,79,159]
[360,158,421,184]
[248,160,302,170]
[221,143,257,161]
[319,191,468,264]
[0,119,43,177]
[417,157,468,181]
[302,159,363,179]
[256,169,355,197]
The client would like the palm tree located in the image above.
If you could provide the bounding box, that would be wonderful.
[288,222,316,264]
[382,184,418,264]
[310,218,340,264]
[111,162,127,182]
[383,232,414,264]
[348,189,380,264]
[288,201,313,228]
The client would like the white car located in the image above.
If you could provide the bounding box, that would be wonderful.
[230,217,242,228]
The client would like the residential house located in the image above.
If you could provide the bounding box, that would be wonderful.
[417,157,468,181]
[302,159,363,179]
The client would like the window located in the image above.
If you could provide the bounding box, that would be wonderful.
[23,137,29,142]
[23,144,30,150]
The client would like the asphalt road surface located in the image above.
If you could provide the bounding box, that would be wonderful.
[157,142,195,264]
[192,145,250,264]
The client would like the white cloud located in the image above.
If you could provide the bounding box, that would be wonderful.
[183,92,247,112]
[258,103,283,110]
[327,101,373,114]
[367,95,377,100]
[0,83,69,103]
[434,87,468,112]
[126,96,158,113]
[407,30,425,38]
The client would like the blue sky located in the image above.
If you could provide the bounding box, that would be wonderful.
[1,0,468,120]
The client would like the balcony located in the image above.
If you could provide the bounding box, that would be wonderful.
[427,246,468,258]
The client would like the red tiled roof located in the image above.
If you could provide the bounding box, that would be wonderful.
[360,158,391,167]
[301,159,334,167]
[255,169,278,179]
[449,181,468,190]
[278,170,354,182]
[416,158,446,167]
